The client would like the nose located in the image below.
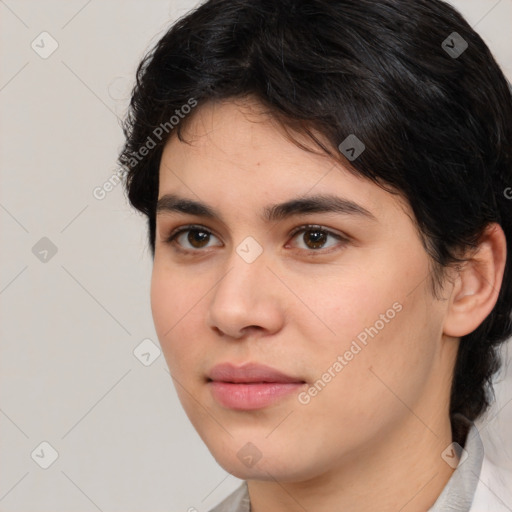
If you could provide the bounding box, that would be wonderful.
[206,250,285,339]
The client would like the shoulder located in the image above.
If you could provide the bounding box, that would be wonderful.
[208,481,250,512]
[470,455,512,512]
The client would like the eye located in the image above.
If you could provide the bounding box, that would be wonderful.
[163,224,348,254]
[287,225,348,252]
[165,225,222,251]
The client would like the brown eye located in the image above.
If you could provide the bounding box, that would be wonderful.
[288,225,347,252]
[166,225,222,251]
[302,229,328,249]
[187,229,210,248]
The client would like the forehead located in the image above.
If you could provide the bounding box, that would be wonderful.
[158,98,410,224]
[161,98,328,176]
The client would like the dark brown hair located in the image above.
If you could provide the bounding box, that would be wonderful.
[119,0,512,423]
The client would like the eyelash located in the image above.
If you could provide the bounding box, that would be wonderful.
[164,224,349,255]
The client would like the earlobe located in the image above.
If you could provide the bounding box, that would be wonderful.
[443,223,507,338]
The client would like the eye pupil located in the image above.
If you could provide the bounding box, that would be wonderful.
[304,230,327,249]
[188,230,210,248]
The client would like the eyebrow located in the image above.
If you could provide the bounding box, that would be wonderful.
[156,193,377,223]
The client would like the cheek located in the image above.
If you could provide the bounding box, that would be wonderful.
[316,291,434,419]
[314,245,431,353]
[150,263,174,340]
[150,262,199,372]
[298,268,399,355]
[297,258,436,406]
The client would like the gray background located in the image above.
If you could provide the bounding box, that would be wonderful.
[0,1,511,511]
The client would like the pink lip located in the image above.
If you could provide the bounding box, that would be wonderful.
[207,362,306,410]
[208,362,303,383]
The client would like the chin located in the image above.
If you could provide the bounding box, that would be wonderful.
[205,439,322,483]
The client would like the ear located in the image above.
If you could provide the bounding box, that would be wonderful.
[443,223,507,338]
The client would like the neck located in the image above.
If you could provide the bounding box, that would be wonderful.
[247,413,457,512]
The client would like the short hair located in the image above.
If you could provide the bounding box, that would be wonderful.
[119,0,512,423]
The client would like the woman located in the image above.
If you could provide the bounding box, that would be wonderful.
[119,0,512,510]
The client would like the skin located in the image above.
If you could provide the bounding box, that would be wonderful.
[150,96,507,512]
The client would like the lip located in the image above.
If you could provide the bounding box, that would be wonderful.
[208,362,304,383]
[207,362,306,410]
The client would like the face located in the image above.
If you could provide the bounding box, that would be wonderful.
[151,97,452,482]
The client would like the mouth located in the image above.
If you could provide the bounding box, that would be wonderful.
[206,362,306,410]
[207,361,305,383]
